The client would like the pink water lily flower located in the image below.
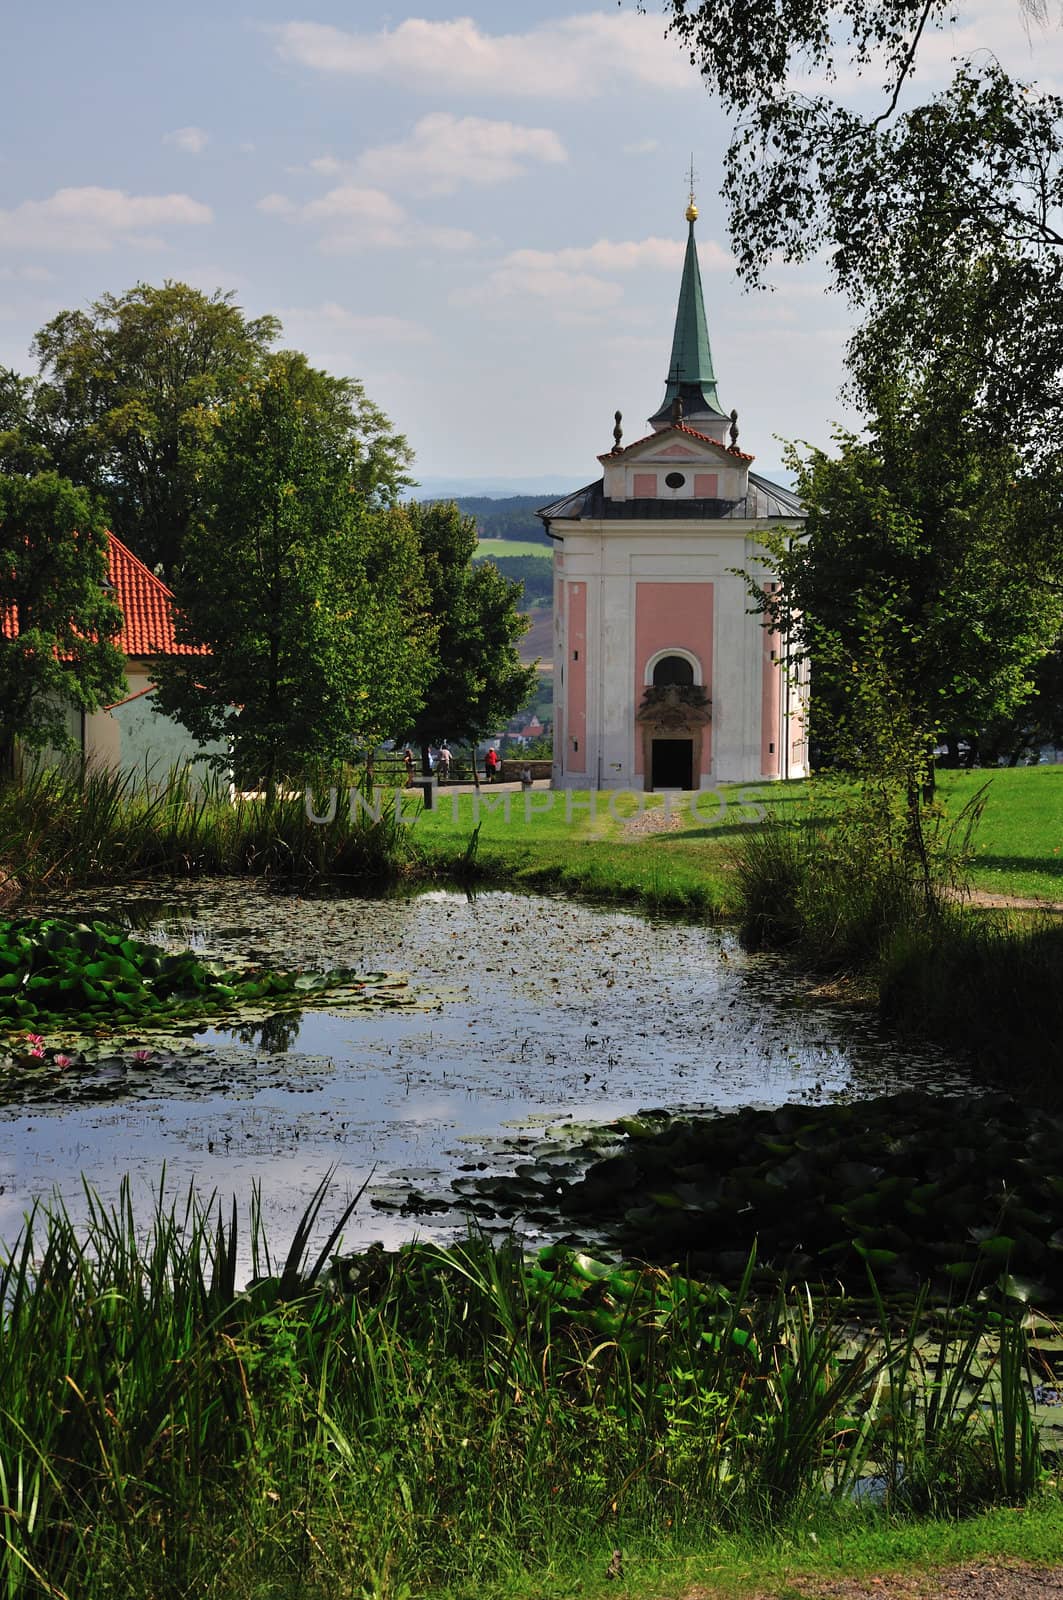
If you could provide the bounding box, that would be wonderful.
[24,1034,45,1048]
[54,1054,73,1069]
[131,1048,153,1064]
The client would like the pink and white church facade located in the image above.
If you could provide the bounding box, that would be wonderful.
[539,203,809,792]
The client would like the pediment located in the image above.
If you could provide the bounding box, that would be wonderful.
[622,425,735,466]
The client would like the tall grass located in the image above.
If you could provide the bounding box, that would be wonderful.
[0,1190,1052,1600]
[734,813,931,968]
[0,764,417,891]
[878,912,1063,1086]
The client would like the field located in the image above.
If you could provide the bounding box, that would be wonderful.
[518,605,553,665]
[475,536,552,557]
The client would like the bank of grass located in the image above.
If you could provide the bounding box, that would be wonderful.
[413,767,1063,914]
[0,1183,1058,1600]
[3,763,1058,917]
[412,783,770,914]
[937,766,1063,902]
[733,782,1063,1091]
[628,1504,1063,1600]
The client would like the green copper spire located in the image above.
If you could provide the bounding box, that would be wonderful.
[650,204,723,428]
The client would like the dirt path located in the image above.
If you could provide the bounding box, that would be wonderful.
[733,1564,1063,1598]
[621,806,687,837]
[959,889,1063,913]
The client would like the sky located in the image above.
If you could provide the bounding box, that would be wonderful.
[1,0,1059,491]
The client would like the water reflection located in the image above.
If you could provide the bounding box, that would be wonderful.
[0,884,977,1273]
[226,1014,304,1053]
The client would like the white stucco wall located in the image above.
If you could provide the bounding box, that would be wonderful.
[87,671,227,789]
[20,669,224,789]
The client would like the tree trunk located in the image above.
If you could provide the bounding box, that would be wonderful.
[922,743,937,805]
[420,741,432,778]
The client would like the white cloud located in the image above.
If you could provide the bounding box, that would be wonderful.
[0,187,212,252]
[258,184,478,253]
[453,262,623,320]
[0,264,54,282]
[357,114,566,196]
[623,139,660,156]
[257,192,297,217]
[421,225,480,252]
[270,12,693,98]
[280,301,432,346]
[504,236,731,274]
[164,125,209,155]
[303,184,408,248]
[449,232,731,323]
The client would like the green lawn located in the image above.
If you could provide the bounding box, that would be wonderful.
[937,766,1063,900]
[551,1502,1063,1600]
[413,767,1063,912]
[475,537,552,558]
[412,782,760,914]
[572,1502,1063,1600]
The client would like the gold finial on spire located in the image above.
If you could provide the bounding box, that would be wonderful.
[685,153,698,222]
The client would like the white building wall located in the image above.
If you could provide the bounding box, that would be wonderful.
[552,519,808,789]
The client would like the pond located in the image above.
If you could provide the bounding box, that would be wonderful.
[0,882,974,1268]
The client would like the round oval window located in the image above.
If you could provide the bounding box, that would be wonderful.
[665,471,686,489]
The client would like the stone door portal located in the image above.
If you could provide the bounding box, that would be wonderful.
[637,681,711,791]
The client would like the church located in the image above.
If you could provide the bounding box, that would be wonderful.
[539,200,809,792]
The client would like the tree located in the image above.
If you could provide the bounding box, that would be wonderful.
[0,472,125,778]
[655,6,1063,462]
[27,282,282,574]
[0,369,49,476]
[400,501,537,771]
[264,350,415,510]
[947,638,1063,767]
[152,369,431,793]
[755,366,1063,782]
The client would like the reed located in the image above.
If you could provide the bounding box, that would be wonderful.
[0,763,417,891]
[878,912,1063,1086]
[0,1190,1052,1599]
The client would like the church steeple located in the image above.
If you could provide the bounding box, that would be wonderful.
[648,190,724,433]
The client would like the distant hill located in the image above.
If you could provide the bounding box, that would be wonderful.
[418,494,558,546]
[412,474,584,499]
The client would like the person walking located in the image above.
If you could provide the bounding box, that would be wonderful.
[402,747,415,788]
[484,747,499,784]
[437,744,452,783]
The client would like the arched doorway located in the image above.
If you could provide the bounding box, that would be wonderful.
[652,654,695,688]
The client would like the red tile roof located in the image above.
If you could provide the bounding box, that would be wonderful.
[106,533,205,657]
[598,421,755,463]
[2,531,206,658]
